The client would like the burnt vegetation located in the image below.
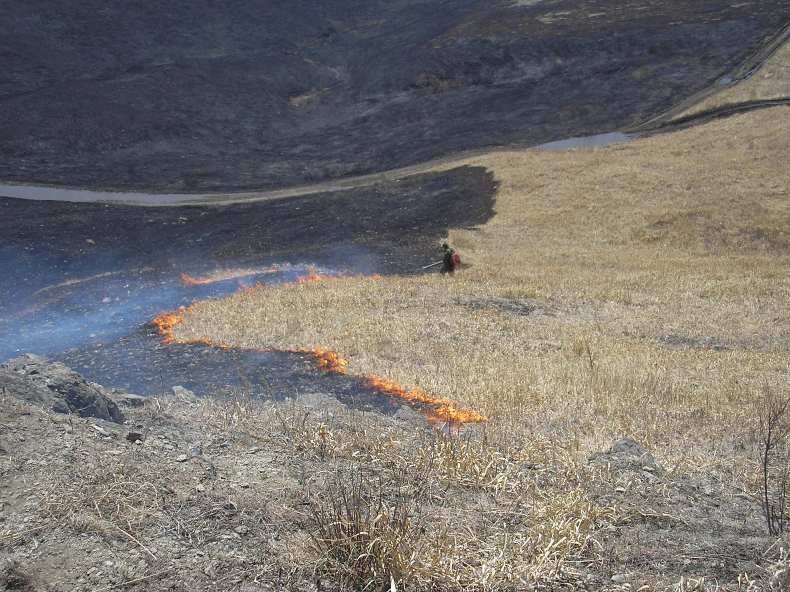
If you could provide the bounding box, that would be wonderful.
[1,2,790,591]
[0,0,789,190]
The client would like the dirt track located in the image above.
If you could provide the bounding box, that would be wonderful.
[630,21,790,131]
[2,20,789,208]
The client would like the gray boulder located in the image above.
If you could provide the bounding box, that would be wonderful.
[110,391,148,408]
[0,354,125,423]
[590,437,660,473]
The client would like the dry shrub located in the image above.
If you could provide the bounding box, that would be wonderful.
[416,431,525,492]
[273,408,334,459]
[427,487,611,590]
[309,470,429,590]
[305,423,613,590]
[755,385,790,535]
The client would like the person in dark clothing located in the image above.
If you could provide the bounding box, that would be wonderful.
[441,242,460,274]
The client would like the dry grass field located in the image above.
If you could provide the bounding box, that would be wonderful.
[167,107,790,589]
[4,58,790,592]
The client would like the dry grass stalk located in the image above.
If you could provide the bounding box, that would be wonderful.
[308,470,428,590]
[756,385,790,535]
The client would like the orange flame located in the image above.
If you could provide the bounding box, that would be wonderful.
[365,375,487,424]
[180,266,282,286]
[152,269,486,425]
[309,348,350,374]
[181,265,380,288]
[181,273,214,286]
[152,311,185,344]
[296,267,329,284]
[151,308,218,347]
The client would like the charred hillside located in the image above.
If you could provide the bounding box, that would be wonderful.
[0,0,788,191]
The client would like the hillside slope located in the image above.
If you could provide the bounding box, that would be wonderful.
[1,0,788,190]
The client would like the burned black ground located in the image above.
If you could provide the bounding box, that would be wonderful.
[0,166,495,401]
[1,0,788,190]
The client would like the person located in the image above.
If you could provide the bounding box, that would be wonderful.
[441,242,460,275]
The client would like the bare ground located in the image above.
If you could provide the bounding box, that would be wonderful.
[2,386,789,591]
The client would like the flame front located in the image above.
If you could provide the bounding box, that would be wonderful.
[152,311,184,344]
[297,267,329,284]
[309,348,350,374]
[365,375,487,424]
[181,265,282,286]
[153,269,487,426]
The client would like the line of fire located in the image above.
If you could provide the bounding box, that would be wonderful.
[154,269,486,426]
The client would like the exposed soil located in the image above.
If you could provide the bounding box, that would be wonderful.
[0,1,788,191]
[1,381,788,591]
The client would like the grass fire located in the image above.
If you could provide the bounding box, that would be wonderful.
[154,273,487,425]
[2,15,789,592]
[165,106,790,589]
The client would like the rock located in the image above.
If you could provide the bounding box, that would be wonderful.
[171,385,195,400]
[0,355,125,423]
[175,454,190,462]
[126,432,144,444]
[91,424,111,437]
[113,392,148,408]
[611,573,627,584]
[590,438,660,473]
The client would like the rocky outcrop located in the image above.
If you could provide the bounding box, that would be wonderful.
[0,354,125,423]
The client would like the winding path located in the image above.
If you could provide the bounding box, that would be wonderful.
[629,21,790,132]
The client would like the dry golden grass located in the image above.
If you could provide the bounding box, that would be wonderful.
[171,107,790,588]
[176,107,789,437]
[679,40,790,117]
